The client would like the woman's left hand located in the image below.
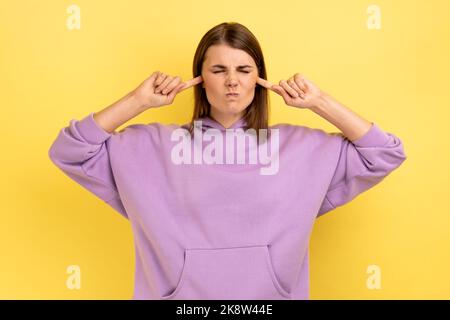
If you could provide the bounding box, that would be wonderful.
[257,73,323,109]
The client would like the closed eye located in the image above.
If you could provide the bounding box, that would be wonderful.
[213,71,250,74]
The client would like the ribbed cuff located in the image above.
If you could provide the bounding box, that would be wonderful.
[351,122,391,147]
[75,112,112,145]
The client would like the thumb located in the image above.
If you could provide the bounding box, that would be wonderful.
[167,82,185,101]
[272,85,289,101]
[177,82,187,92]
[271,85,282,95]
[145,72,158,89]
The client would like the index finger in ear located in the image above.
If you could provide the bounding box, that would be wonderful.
[256,77,274,89]
[179,75,203,92]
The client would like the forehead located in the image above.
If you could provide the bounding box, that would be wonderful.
[203,44,255,66]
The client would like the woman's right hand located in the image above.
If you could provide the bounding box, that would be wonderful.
[133,71,203,109]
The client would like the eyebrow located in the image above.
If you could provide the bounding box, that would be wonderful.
[210,64,254,69]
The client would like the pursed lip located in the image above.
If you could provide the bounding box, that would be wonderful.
[226,92,239,95]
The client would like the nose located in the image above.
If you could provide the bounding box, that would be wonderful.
[225,72,239,88]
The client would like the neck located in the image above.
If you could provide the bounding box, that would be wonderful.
[209,110,245,129]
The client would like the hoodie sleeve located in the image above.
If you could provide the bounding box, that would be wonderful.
[48,112,128,219]
[316,122,407,218]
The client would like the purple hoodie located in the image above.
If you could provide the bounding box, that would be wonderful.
[48,112,406,300]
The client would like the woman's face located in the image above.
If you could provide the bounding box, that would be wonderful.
[201,44,258,121]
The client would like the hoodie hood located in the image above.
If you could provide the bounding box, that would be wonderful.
[195,115,248,132]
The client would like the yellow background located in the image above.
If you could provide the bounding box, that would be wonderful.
[1,0,448,299]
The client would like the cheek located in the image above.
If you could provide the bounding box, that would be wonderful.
[247,74,257,89]
[244,79,257,94]
[203,77,219,91]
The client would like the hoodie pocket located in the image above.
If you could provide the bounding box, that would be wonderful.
[161,244,291,300]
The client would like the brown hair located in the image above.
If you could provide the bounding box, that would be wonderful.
[187,22,270,144]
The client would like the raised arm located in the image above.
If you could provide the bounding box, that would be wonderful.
[48,72,202,219]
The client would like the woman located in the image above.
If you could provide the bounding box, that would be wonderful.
[48,22,407,300]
